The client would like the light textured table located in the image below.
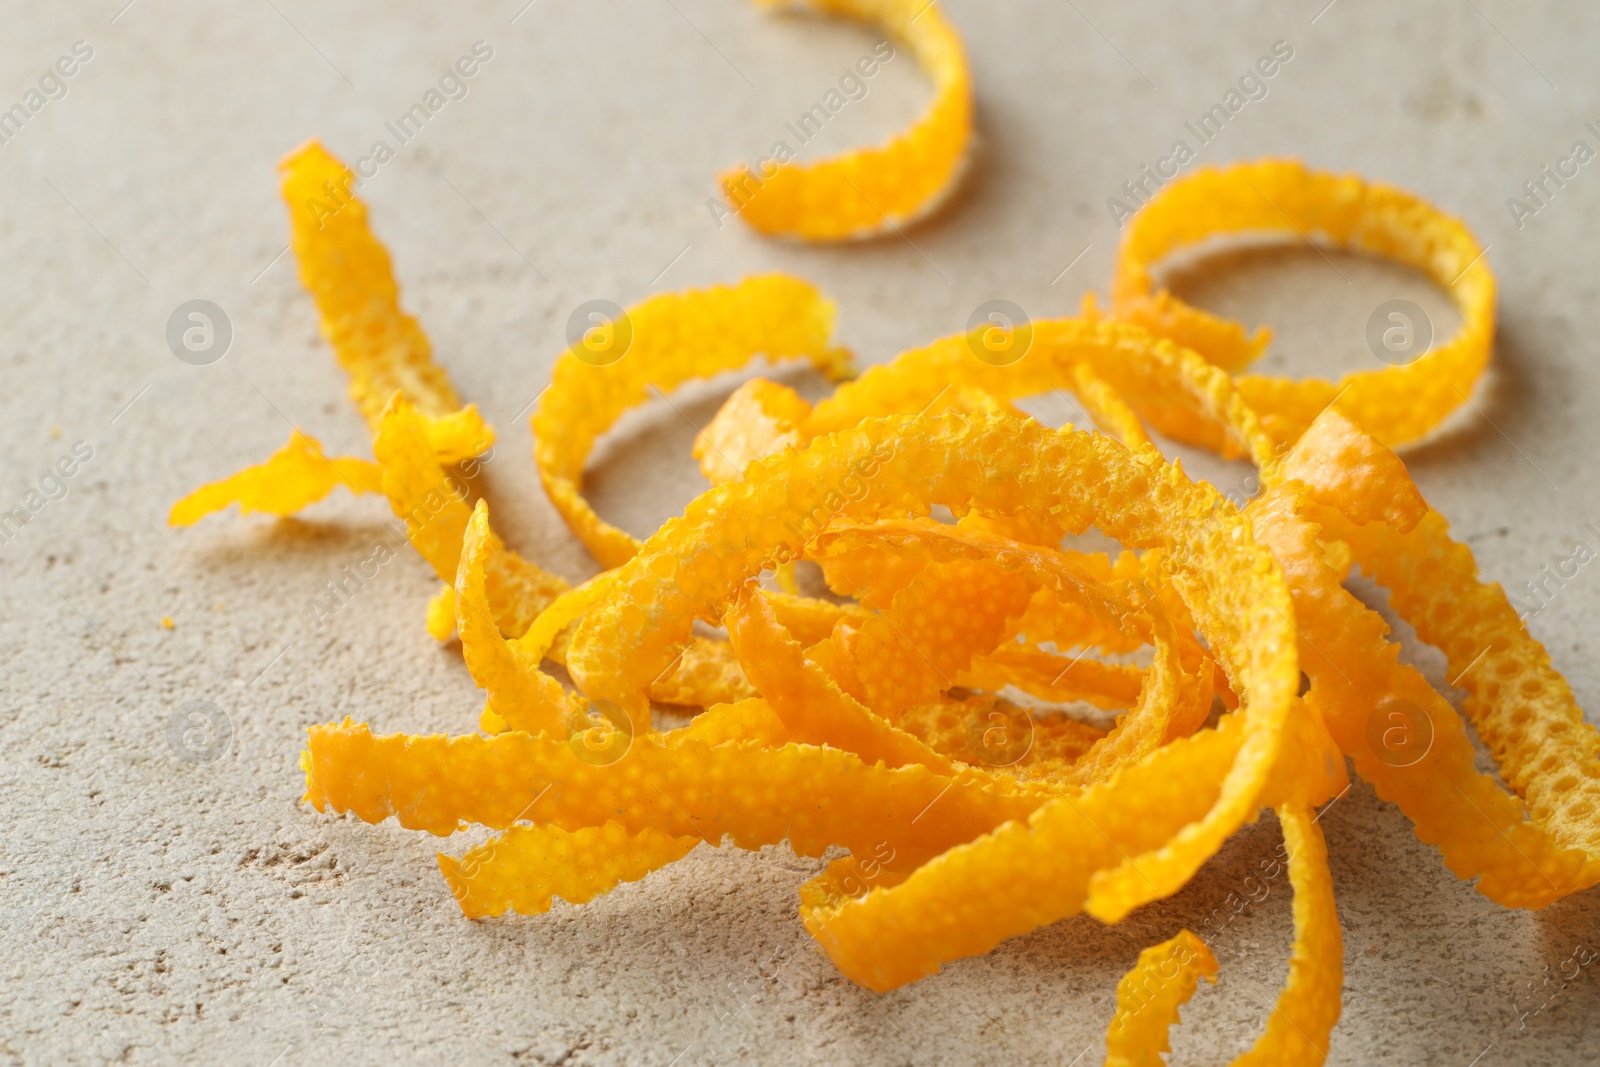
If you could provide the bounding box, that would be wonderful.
[3,1,1599,1063]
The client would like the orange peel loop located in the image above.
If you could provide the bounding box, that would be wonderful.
[1111,158,1495,448]
[718,0,972,241]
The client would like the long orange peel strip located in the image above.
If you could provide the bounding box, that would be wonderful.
[280,139,462,429]
[174,144,499,524]
[718,0,972,241]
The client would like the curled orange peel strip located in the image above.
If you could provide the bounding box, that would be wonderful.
[533,274,853,570]
[1103,929,1218,1067]
[1111,157,1496,448]
[1227,804,1343,1067]
[1282,418,1600,902]
[718,0,972,241]
[801,314,1277,467]
[1243,416,1585,905]
[455,500,581,733]
[1071,360,1153,450]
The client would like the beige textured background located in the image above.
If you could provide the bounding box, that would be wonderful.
[3,0,1599,1063]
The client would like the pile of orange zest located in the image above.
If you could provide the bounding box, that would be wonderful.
[166,128,1600,1067]
[562,412,1301,937]
[719,0,971,240]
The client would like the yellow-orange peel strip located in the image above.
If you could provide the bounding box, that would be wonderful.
[1253,412,1592,906]
[1225,803,1344,1067]
[279,140,463,429]
[378,397,567,640]
[718,0,971,241]
[1339,505,1600,870]
[1103,929,1217,1067]
[1111,157,1496,447]
[302,719,1053,874]
[455,500,582,732]
[168,429,381,527]
[440,821,699,919]
[1277,452,1600,904]
[533,274,852,570]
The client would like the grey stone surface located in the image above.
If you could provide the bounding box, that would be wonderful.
[2,0,1599,1063]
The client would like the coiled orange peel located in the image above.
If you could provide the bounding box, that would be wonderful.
[1111,158,1496,448]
